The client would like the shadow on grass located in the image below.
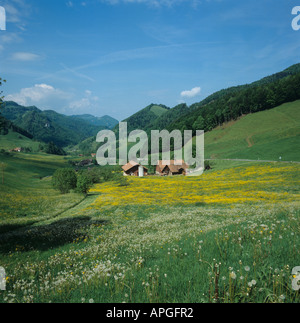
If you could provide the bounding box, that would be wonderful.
[0,216,108,254]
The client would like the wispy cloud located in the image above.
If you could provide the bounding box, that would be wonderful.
[66,1,74,8]
[0,32,20,49]
[0,0,32,54]
[10,52,41,61]
[1,0,31,29]
[99,0,202,8]
[38,44,179,83]
[75,43,187,71]
[69,89,99,112]
[142,23,189,44]
[60,63,95,82]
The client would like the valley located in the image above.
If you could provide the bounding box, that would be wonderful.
[0,64,299,303]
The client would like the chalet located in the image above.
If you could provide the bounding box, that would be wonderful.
[12,147,22,153]
[122,161,148,177]
[156,160,188,176]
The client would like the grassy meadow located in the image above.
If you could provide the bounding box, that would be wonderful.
[0,152,85,232]
[0,154,299,303]
[0,129,43,153]
[204,100,300,161]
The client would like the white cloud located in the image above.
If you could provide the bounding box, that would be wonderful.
[6,84,72,108]
[180,86,201,98]
[6,85,102,115]
[11,52,41,61]
[69,90,99,112]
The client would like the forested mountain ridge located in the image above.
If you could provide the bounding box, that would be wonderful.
[0,114,33,139]
[189,63,300,112]
[204,100,300,161]
[1,101,106,147]
[1,63,299,153]
[116,103,170,133]
[71,114,119,129]
[116,63,300,136]
[168,67,300,133]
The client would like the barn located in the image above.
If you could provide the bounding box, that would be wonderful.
[156,160,188,176]
[122,161,148,177]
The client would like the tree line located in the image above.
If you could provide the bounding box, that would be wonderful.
[168,72,300,134]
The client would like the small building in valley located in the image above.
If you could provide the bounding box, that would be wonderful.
[156,160,188,176]
[11,147,22,153]
[122,161,148,177]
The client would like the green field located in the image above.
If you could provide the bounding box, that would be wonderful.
[0,152,85,232]
[205,100,300,161]
[0,130,41,152]
[0,150,299,303]
[0,99,300,303]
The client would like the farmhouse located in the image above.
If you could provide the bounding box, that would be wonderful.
[122,161,148,177]
[156,160,188,176]
[11,147,22,153]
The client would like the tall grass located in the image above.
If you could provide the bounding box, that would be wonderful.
[204,100,300,161]
[1,205,299,303]
[0,159,299,303]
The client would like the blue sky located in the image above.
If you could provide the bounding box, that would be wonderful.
[0,0,299,120]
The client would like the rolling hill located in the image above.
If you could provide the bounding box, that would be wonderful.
[113,63,300,140]
[204,100,300,161]
[167,63,300,133]
[117,103,170,133]
[0,114,40,152]
[2,63,300,160]
[1,101,106,147]
[0,129,40,152]
[70,114,118,129]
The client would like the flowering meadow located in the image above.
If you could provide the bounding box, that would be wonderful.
[0,160,299,303]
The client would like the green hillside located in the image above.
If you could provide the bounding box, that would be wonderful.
[146,103,190,132]
[2,101,104,147]
[204,100,300,161]
[0,114,41,152]
[149,104,169,117]
[168,64,300,133]
[114,64,300,143]
[0,151,83,233]
[68,135,98,156]
[189,63,300,112]
[70,114,119,129]
[0,129,40,152]
[119,103,169,133]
